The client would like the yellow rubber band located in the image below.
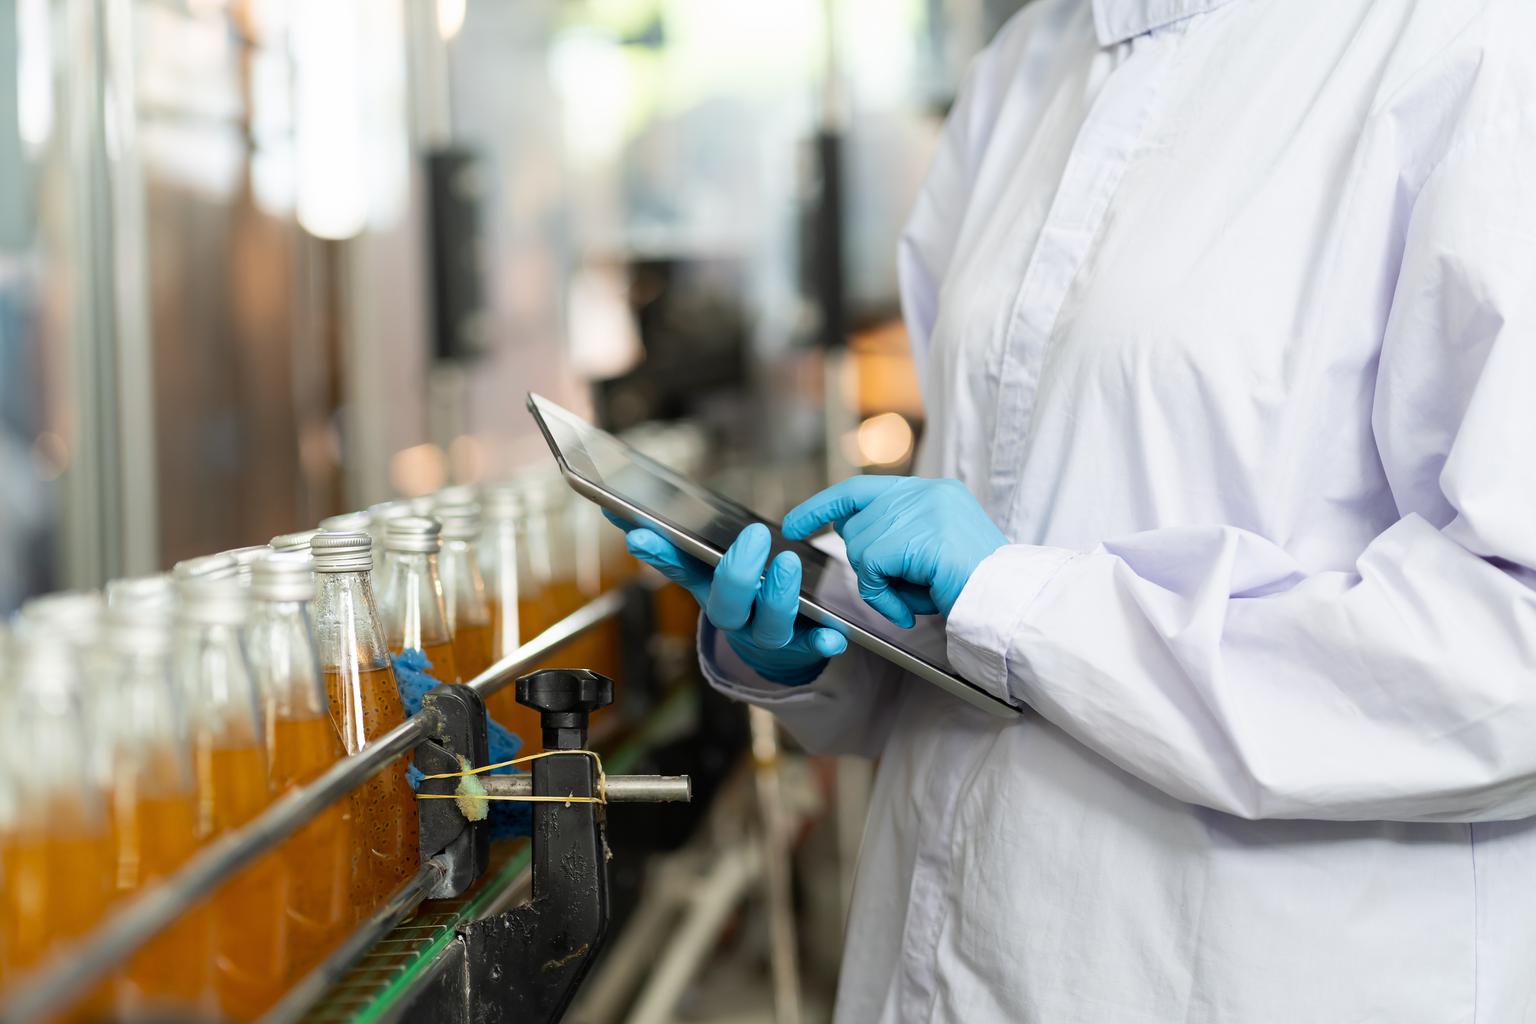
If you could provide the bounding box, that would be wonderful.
[415,748,608,806]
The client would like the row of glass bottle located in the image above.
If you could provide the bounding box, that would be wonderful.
[0,465,665,1023]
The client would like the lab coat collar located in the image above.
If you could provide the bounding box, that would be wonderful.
[1092,0,1243,45]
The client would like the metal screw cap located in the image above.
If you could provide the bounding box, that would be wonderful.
[385,515,443,554]
[251,551,315,603]
[269,529,319,553]
[310,530,373,573]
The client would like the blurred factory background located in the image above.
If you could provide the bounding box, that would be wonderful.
[0,0,1028,611]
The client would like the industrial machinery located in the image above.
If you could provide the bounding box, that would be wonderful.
[0,590,705,1024]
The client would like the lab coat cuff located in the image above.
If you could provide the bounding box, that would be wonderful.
[696,617,835,707]
[946,544,1079,703]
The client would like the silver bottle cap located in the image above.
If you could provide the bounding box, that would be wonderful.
[251,551,315,603]
[103,588,173,656]
[269,529,319,554]
[385,515,443,554]
[482,481,524,520]
[17,591,103,643]
[310,530,373,573]
[107,574,174,611]
[319,511,372,533]
[173,552,239,581]
[438,502,481,541]
[175,574,249,627]
[368,500,413,529]
[434,483,479,510]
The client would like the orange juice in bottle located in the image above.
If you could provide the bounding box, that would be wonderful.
[4,605,116,1016]
[101,582,213,1017]
[311,530,420,913]
[436,499,495,682]
[248,551,353,978]
[377,516,460,684]
[176,575,289,1020]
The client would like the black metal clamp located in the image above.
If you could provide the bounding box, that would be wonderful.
[412,668,690,1023]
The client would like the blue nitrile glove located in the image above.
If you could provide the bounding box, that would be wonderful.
[782,477,1008,627]
[604,512,847,686]
[396,650,531,840]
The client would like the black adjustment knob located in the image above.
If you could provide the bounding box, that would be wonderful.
[515,668,614,750]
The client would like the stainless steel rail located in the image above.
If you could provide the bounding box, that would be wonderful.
[258,861,445,1024]
[464,589,625,701]
[479,774,692,804]
[0,592,626,1024]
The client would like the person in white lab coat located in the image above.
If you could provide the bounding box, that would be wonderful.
[610,1,1536,1020]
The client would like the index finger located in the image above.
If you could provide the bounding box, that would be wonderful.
[782,476,901,540]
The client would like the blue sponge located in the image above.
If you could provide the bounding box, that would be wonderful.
[394,649,531,839]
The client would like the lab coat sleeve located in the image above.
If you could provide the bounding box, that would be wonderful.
[947,80,1536,824]
[697,618,904,760]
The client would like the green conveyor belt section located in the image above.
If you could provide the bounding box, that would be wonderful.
[300,683,700,1023]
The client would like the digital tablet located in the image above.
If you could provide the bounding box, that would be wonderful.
[527,392,1020,719]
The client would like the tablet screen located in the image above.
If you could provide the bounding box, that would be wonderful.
[529,392,841,595]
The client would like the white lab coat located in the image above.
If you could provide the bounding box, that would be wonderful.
[701,0,1536,1020]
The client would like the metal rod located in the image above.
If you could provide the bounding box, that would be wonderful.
[466,589,626,700]
[258,860,444,1024]
[480,774,693,804]
[0,713,436,1024]
[1,592,625,1022]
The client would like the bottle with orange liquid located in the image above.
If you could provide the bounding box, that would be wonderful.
[247,551,353,980]
[377,515,460,684]
[309,530,420,916]
[3,606,116,1015]
[101,585,214,1018]
[479,479,554,744]
[175,575,289,1020]
[436,500,494,682]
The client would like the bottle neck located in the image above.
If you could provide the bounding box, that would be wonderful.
[248,598,328,721]
[439,538,489,628]
[377,550,452,652]
[176,619,264,751]
[312,569,392,674]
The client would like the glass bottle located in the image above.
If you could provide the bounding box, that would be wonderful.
[3,613,115,1007]
[176,575,289,1019]
[309,530,420,914]
[377,516,459,684]
[101,591,212,1017]
[247,552,353,978]
[479,479,553,740]
[18,593,118,808]
[436,501,494,682]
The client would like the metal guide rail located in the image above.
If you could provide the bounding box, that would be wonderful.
[1,590,633,1024]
